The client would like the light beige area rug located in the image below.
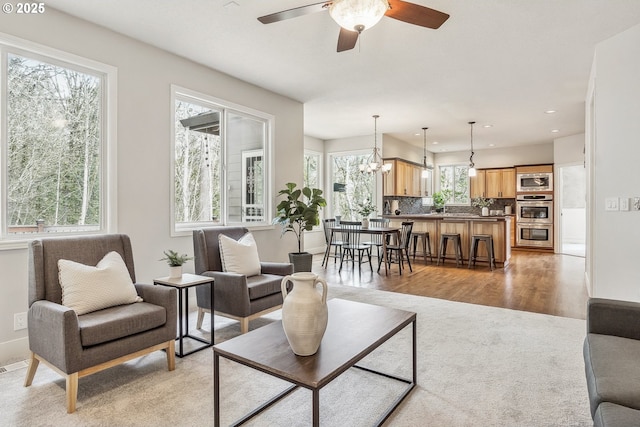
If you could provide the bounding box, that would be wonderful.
[1,285,591,426]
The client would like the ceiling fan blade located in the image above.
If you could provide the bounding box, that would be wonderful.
[337,27,359,52]
[258,2,329,24]
[385,0,449,29]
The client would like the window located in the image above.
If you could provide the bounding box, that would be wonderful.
[330,151,375,220]
[171,86,272,234]
[304,150,322,190]
[1,38,115,245]
[439,165,469,204]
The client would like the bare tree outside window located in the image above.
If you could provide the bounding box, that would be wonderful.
[331,153,374,220]
[439,165,470,204]
[6,54,102,234]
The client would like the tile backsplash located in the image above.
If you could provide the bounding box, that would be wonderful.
[383,196,515,216]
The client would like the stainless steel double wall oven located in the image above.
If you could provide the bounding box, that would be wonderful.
[516,193,553,248]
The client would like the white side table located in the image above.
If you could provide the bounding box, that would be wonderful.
[154,273,214,357]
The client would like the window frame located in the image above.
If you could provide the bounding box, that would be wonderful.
[328,149,375,220]
[438,163,470,205]
[0,34,117,250]
[170,85,274,236]
[304,149,323,230]
[303,149,323,192]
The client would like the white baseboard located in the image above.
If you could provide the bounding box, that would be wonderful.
[0,336,29,367]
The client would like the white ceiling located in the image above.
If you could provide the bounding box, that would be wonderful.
[45,0,640,152]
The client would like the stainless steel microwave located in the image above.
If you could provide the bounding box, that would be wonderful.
[516,172,553,192]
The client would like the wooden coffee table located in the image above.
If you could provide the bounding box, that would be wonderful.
[213,298,417,426]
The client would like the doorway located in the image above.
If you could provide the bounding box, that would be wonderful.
[558,164,586,257]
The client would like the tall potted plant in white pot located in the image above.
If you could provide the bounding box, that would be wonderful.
[273,182,327,272]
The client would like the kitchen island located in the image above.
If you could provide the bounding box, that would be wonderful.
[383,214,511,267]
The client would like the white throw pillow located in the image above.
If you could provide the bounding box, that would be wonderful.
[218,232,262,277]
[58,251,142,315]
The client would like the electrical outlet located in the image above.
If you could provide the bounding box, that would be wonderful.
[13,312,27,331]
[620,197,630,211]
[605,197,619,211]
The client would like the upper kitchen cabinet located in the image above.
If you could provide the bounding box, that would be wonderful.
[485,168,516,198]
[382,158,423,197]
[470,169,486,198]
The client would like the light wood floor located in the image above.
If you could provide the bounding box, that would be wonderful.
[312,249,589,320]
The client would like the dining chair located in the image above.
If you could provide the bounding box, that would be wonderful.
[321,218,343,267]
[362,217,390,263]
[381,221,414,274]
[339,221,372,274]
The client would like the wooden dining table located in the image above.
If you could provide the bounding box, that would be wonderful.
[328,225,401,275]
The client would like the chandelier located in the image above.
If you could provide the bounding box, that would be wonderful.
[329,0,390,33]
[360,114,392,174]
[468,121,477,177]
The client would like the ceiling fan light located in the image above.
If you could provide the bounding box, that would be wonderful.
[329,0,389,33]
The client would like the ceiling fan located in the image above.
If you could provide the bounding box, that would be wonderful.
[258,0,449,52]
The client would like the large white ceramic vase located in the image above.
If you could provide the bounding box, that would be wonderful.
[280,272,328,356]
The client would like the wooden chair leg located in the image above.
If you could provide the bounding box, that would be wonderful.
[240,318,249,334]
[167,340,176,371]
[196,307,205,329]
[66,372,79,413]
[23,351,39,387]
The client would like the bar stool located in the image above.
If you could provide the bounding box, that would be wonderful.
[468,234,496,270]
[411,232,433,264]
[437,233,463,267]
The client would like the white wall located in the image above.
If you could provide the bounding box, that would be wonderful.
[382,134,434,166]
[434,143,554,168]
[554,134,585,165]
[0,9,303,365]
[589,22,640,301]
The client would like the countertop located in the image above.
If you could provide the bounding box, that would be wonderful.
[382,213,512,221]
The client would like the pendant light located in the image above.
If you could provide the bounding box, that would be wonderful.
[468,121,477,177]
[359,115,392,174]
[421,127,429,178]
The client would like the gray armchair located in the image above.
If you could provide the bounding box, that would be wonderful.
[193,227,293,334]
[24,234,177,413]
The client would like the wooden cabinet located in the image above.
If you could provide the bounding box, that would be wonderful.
[383,158,422,197]
[470,170,486,198]
[485,168,515,198]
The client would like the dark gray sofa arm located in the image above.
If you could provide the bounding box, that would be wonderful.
[27,300,82,372]
[136,283,177,332]
[260,262,294,276]
[198,271,251,316]
[587,298,640,340]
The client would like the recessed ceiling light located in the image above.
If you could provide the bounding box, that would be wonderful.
[489,143,495,147]
[432,141,439,145]
[483,124,493,128]
[545,110,557,114]
[414,133,420,136]
[551,129,560,133]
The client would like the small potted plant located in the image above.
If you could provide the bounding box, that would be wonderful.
[356,200,377,228]
[472,196,495,216]
[432,189,453,213]
[160,250,193,278]
[273,182,327,272]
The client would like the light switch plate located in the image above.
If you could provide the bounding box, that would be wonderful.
[605,197,619,211]
[620,198,630,211]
